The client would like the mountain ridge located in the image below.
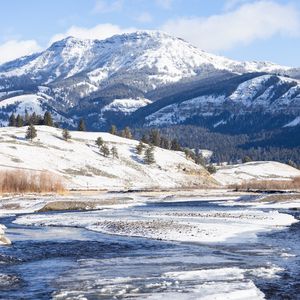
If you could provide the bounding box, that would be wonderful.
[0,30,299,138]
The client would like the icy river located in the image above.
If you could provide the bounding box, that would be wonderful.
[0,196,299,299]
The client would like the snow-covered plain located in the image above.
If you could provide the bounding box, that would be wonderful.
[213,161,300,186]
[0,126,214,190]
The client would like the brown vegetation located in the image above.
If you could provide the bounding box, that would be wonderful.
[231,176,300,191]
[0,170,65,194]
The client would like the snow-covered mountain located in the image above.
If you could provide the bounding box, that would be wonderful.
[141,73,300,131]
[0,30,299,131]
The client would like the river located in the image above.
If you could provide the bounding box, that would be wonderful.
[0,198,299,299]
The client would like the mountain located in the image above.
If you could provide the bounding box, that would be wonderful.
[0,30,299,144]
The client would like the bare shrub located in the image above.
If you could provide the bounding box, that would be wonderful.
[230,176,300,191]
[0,170,65,194]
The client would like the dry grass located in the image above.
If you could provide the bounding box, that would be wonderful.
[230,176,300,191]
[0,170,65,194]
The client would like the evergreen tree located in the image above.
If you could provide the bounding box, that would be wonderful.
[16,114,23,127]
[30,112,38,125]
[287,160,298,169]
[141,134,149,144]
[62,128,71,141]
[43,111,54,126]
[95,137,104,147]
[8,113,16,127]
[206,165,217,174]
[136,140,145,155]
[144,145,155,165]
[160,137,170,149]
[78,119,86,131]
[184,148,193,159]
[149,129,160,146]
[100,144,110,157]
[109,125,117,135]
[242,156,252,163]
[111,146,119,159]
[24,109,30,125]
[171,139,181,151]
[123,126,132,139]
[25,124,37,141]
[194,153,206,166]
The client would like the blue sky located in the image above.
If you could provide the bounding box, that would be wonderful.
[0,0,300,66]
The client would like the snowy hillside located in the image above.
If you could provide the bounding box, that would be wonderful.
[213,161,300,186]
[0,126,215,190]
[144,74,300,127]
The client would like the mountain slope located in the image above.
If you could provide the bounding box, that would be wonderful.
[0,126,216,190]
[129,73,300,133]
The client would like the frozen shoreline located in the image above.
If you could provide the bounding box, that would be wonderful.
[0,224,11,245]
[12,194,298,245]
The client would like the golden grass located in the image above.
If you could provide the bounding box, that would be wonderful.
[0,170,65,194]
[230,176,300,191]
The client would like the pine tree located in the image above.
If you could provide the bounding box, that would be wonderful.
[194,153,206,166]
[287,160,298,169]
[25,124,37,141]
[242,156,252,163]
[8,113,16,127]
[206,165,217,174]
[16,114,23,127]
[30,112,38,125]
[149,129,160,146]
[136,140,145,155]
[109,125,117,135]
[43,111,54,126]
[123,126,132,139]
[144,145,155,165]
[171,139,181,151]
[111,146,119,159]
[95,137,104,147]
[25,109,30,125]
[141,134,149,144]
[78,119,86,131]
[100,144,110,157]
[62,128,71,141]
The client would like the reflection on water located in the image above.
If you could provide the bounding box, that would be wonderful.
[0,202,299,300]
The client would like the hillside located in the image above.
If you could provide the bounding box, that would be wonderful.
[213,161,300,186]
[0,126,216,190]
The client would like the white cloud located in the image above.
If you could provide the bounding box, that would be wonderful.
[49,23,137,44]
[0,39,41,64]
[93,0,123,13]
[155,0,173,9]
[135,12,153,23]
[161,1,300,52]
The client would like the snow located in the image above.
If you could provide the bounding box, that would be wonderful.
[13,198,298,244]
[0,224,11,245]
[0,126,213,190]
[0,94,45,115]
[145,74,300,127]
[284,116,300,127]
[0,31,295,95]
[213,161,300,185]
[102,98,152,114]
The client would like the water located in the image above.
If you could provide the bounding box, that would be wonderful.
[0,200,299,299]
